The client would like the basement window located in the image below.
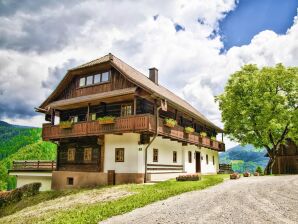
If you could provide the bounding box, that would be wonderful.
[188,151,192,163]
[206,154,209,165]
[115,148,125,162]
[67,177,74,185]
[213,156,215,165]
[153,148,158,162]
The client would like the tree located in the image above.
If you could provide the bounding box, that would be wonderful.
[216,64,298,174]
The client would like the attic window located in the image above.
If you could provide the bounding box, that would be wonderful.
[79,71,110,87]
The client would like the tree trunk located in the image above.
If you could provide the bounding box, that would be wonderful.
[264,156,276,175]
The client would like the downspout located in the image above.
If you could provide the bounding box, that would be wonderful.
[144,103,162,183]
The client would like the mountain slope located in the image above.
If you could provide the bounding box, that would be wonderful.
[0,121,56,190]
[219,144,269,173]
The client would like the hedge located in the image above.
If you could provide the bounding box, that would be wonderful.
[0,182,41,208]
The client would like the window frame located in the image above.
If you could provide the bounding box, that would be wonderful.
[153,148,158,162]
[79,77,86,87]
[173,151,177,163]
[78,71,110,88]
[188,151,192,163]
[84,147,92,161]
[212,155,215,165]
[121,104,133,117]
[115,148,125,162]
[67,148,76,161]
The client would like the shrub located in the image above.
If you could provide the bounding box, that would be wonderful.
[164,118,177,128]
[253,172,260,176]
[230,172,241,179]
[243,171,251,177]
[0,182,41,208]
[176,174,201,181]
[184,126,194,134]
[255,166,263,175]
[98,116,115,124]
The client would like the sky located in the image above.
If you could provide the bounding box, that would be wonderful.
[0,0,297,149]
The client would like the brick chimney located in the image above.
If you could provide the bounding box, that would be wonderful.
[149,68,158,84]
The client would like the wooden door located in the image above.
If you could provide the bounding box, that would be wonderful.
[195,152,201,173]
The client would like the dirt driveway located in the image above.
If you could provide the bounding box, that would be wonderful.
[101,175,298,224]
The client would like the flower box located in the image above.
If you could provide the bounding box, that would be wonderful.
[164,118,177,128]
[211,136,216,141]
[200,132,207,137]
[243,171,251,177]
[230,172,241,179]
[59,121,73,129]
[176,174,201,181]
[98,116,115,125]
[184,127,194,134]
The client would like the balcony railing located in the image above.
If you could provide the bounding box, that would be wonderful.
[42,114,225,151]
[11,160,56,171]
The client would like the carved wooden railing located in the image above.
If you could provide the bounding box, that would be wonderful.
[11,160,56,171]
[42,114,225,151]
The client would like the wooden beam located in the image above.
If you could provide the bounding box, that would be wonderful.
[133,96,137,115]
[51,109,55,125]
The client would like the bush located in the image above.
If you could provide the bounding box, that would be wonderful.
[176,174,201,181]
[253,172,260,176]
[243,171,251,177]
[0,182,41,208]
[255,166,263,175]
[230,172,241,179]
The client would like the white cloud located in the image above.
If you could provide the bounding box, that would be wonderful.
[1,0,298,149]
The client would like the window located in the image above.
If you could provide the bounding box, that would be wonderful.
[173,151,177,163]
[71,116,78,123]
[101,72,109,82]
[188,151,192,163]
[212,155,215,165]
[86,75,93,85]
[206,154,209,165]
[115,148,124,162]
[84,148,92,161]
[94,74,101,83]
[121,104,132,116]
[90,113,97,121]
[153,148,158,162]
[78,71,110,87]
[79,77,86,87]
[67,177,74,185]
[68,148,75,161]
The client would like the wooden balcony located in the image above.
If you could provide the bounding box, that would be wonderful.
[10,160,56,172]
[42,114,225,151]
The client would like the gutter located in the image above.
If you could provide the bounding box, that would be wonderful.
[144,102,162,183]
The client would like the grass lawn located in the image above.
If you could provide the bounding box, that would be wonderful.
[0,188,86,218]
[30,174,228,224]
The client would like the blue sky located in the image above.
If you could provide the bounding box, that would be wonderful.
[220,0,298,50]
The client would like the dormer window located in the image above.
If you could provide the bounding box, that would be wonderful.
[79,71,110,87]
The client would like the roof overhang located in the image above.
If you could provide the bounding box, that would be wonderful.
[46,87,136,110]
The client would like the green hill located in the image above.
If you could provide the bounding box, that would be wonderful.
[219,144,269,173]
[0,121,56,190]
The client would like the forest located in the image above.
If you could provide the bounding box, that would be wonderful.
[0,121,56,190]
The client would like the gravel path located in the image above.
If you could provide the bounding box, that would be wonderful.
[101,175,298,224]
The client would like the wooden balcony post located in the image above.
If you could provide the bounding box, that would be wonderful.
[51,109,55,125]
[133,96,137,115]
[86,103,90,121]
[222,133,224,142]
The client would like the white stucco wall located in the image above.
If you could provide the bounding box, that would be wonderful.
[104,133,142,173]
[103,134,219,176]
[9,172,52,191]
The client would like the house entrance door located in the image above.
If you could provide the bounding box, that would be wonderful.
[195,152,201,173]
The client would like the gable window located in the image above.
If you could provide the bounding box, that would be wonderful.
[94,74,101,83]
[115,148,124,162]
[173,151,177,163]
[188,151,192,163]
[86,75,93,85]
[101,72,109,82]
[206,154,209,165]
[212,155,215,165]
[84,148,92,161]
[121,104,132,116]
[68,148,76,161]
[78,71,110,87]
[153,149,158,162]
[79,77,86,87]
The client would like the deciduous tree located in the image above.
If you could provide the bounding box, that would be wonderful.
[216,64,298,174]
